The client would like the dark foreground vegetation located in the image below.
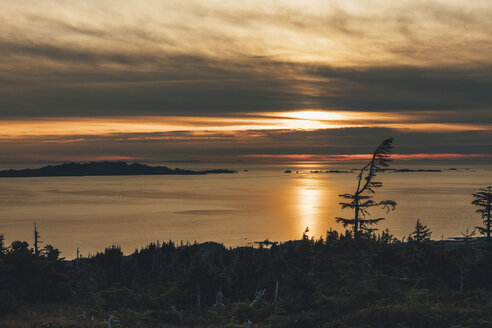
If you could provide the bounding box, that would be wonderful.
[3,229,492,328]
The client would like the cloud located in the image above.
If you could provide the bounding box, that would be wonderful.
[0,0,491,160]
[1,44,491,119]
[309,65,492,114]
[0,127,489,164]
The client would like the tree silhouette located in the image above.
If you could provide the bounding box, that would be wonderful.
[408,219,432,243]
[472,186,492,243]
[335,138,397,238]
[0,234,4,254]
[34,223,42,256]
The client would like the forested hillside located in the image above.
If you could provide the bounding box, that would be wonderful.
[2,229,492,327]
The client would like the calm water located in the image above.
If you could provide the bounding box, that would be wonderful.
[0,162,490,258]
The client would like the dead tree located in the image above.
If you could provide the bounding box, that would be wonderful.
[250,289,266,306]
[105,314,120,328]
[454,228,476,292]
[213,288,225,310]
[274,281,279,303]
[335,138,397,238]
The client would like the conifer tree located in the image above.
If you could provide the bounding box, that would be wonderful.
[335,138,397,238]
[34,223,42,256]
[409,219,432,243]
[0,234,4,254]
[472,186,492,242]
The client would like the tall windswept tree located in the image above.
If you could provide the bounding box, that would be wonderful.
[472,186,492,243]
[336,138,397,238]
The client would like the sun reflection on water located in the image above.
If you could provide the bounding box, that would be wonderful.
[296,176,324,238]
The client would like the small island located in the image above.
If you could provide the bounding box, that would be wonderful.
[0,161,236,178]
[383,168,442,173]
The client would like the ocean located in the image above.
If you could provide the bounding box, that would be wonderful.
[0,161,490,258]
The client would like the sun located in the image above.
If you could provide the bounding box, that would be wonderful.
[275,110,350,121]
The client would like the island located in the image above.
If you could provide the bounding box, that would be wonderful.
[382,168,442,173]
[0,161,236,177]
[325,169,354,173]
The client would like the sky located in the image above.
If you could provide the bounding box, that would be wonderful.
[1,0,491,164]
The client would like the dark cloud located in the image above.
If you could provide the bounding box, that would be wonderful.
[1,0,492,119]
[0,40,163,66]
[1,38,492,119]
[310,65,492,113]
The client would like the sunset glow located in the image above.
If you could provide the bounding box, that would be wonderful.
[0,113,488,138]
[0,1,490,163]
[275,111,351,121]
[0,111,489,163]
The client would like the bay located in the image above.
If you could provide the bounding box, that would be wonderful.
[0,162,490,258]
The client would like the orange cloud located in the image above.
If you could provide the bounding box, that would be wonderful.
[0,111,489,140]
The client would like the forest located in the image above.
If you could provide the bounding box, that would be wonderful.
[2,225,492,328]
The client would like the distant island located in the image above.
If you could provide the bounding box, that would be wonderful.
[383,168,442,173]
[297,169,443,174]
[0,161,236,178]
